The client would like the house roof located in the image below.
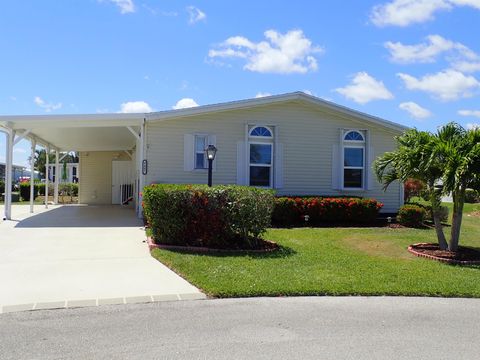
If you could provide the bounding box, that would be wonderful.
[0,92,408,151]
[146,92,409,133]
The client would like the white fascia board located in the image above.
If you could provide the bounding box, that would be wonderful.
[0,113,144,130]
[146,92,409,134]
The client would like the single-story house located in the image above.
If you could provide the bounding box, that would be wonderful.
[0,92,408,220]
[0,162,28,182]
[47,163,79,183]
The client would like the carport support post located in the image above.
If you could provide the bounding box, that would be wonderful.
[54,150,59,204]
[30,139,36,213]
[4,128,14,220]
[45,146,49,209]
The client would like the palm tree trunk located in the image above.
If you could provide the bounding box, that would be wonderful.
[449,187,466,252]
[429,185,448,250]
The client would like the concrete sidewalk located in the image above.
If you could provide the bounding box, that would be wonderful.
[0,205,205,313]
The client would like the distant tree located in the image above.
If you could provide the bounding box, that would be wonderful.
[34,150,78,178]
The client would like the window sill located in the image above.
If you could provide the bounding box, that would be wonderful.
[341,187,366,192]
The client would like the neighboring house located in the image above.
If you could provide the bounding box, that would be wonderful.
[47,163,79,183]
[0,162,28,182]
[0,92,408,220]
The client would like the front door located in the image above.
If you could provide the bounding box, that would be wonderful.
[112,161,134,204]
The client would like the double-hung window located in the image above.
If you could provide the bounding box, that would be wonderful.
[343,130,365,189]
[194,135,207,169]
[248,126,273,187]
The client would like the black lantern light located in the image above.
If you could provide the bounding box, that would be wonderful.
[205,144,217,187]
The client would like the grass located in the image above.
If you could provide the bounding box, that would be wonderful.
[151,202,480,298]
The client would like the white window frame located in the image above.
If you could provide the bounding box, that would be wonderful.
[194,134,208,170]
[247,125,275,188]
[341,129,366,191]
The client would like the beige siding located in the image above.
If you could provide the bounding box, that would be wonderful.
[78,151,130,205]
[145,101,403,212]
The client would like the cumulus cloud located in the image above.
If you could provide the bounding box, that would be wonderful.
[119,101,152,113]
[335,72,394,104]
[172,98,199,110]
[255,92,272,98]
[370,0,480,27]
[399,102,432,119]
[100,0,135,14]
[397,69,480,101]
[384,34,480,72]
[187,6,206,24]
[34,96,62,112]
[458,109,480,117]
[466,122,480,129]
[208,29,323,74]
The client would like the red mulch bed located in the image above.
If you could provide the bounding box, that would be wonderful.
[408,243,480,265]
[146,236,279,253]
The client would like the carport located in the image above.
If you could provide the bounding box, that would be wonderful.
[0,113,147,220]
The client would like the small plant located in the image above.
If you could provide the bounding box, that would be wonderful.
[397,204,426,228]
[404,179,425,203]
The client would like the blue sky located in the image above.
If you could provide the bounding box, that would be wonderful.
[2,0,480,166]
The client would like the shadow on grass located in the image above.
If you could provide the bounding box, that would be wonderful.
[160,244,297,259]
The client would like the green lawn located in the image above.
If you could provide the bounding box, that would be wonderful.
[151,203,480,298]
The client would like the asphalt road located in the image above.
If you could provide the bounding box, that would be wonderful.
[1,297,479,360]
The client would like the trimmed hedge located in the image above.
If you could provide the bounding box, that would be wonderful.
[271,197,384,227]
[19,182,40,201]
[143,184,274,249]
[465,189,479,203]
[397,204,426,228]
[407,202,448,223]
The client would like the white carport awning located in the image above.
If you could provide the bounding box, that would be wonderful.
[0,113,145,151]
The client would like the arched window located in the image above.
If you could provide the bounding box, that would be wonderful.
[343,130,365,189]
[249,126,273,138]
[248,125,274,187]
[344,130,364,142]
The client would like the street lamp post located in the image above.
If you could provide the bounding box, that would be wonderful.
[205,144,217,187]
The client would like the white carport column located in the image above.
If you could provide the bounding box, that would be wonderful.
[4,128,14,220]
[137,121,146,218]
[30,139,36,213]
[54,150,59,204]
[45,146,50,209]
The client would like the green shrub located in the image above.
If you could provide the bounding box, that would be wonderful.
[271,197,384,227]
[408,202,449,223]
[59,183,78,196]
[465,189,480,203]
[397,204,426,228]
[0,180,4,194]
[143,184,274,249]
[19,182,40,201]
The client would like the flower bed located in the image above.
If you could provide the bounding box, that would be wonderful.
[271,197,383,227]
[142,184,275,250]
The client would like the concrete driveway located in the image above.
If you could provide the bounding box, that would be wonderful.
[0,204,204,313]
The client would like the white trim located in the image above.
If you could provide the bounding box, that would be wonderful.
[127,126,141,141]
[341,128,366,191]
[249,125,274,139]
[248,142,274,188]
[30,139,36,213]
[194,134,208,169]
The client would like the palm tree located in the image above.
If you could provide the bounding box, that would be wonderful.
[374,128,448,250]
[432,123,480,251]
[375,123,480,251]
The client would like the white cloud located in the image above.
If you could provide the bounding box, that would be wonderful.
[13,148,27,154]
[397,69,480,101]
[119,101,152,113]
[208,29,323,74]
[385,35,480,72]
[172,98,199,110]
[34,96,62,112]
[399,101,432,119]
[186,6,206,24]
[335,72,394,104]
[101,0,135,14]
[458,109,480,117]
[385,35,458,63]
[467,122,480,129]
[255,92,272,98]
[452,60,480,73]
[370,0,480,27]
[9,96,17,101]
